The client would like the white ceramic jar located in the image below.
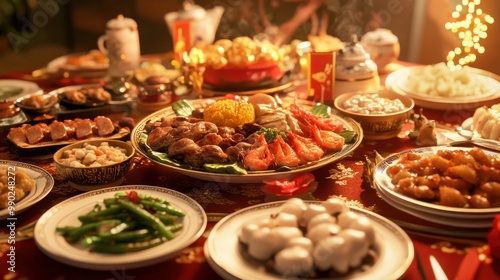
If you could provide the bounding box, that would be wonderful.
[361,28,400,73]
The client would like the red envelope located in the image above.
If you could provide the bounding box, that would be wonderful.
[308,52,335,103]
[173,20,191,62]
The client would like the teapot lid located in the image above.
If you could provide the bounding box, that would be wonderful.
[336,35,377,81]
[176,0,207,20]
[361,28,399,45]
[106,14,137,30]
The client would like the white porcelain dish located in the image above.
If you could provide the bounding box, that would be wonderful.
[34,185,207,270]
[46,54,108,78]
[0,160,54,220]
[0,79,42,101]
[385,66,500,110]
[205,201,414,280]
[374,147,500,220]
[131,98,363,183]
[375,182,493,228]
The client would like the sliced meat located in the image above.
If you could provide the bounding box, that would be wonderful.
[225,142,252,162]
[26,125,46,144]
[144,121,162,133]
[75,119,95,139]
[147,126,174,151]
[196,133,223,147]
[49,121,69,141]
[7,127,28,146]
[94,116,115,136]
[184,145,228,167]
[168,138,201,157]
[192,121,218,141]
[217,126,235,139]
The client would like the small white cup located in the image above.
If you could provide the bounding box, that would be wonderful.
[98,15,141,77]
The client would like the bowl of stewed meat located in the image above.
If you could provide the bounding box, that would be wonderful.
[334,88,414,140]
[53,139,135,191]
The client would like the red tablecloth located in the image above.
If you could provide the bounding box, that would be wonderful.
[0,62,499,280]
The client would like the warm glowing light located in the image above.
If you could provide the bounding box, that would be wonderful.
[445,0,493,68]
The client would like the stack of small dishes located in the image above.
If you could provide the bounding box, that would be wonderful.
[373,146,500,229]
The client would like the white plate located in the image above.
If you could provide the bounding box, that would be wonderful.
[34,185,207,270]
[385,66,500,110]
[375,182,493,228]
[0,160,54,220]
[205,201,414,280]
[131,98,363,183]
[0,79,42,101]
[46,54,108,78]
[374,147,500,219]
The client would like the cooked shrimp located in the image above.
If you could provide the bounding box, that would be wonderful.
[311,125,344,151]
[289,103,343,134]
[287,132,324,164]
[242,134,275,171]
[269,135,300,167]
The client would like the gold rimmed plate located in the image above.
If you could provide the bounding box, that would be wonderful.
[131,98,363,183]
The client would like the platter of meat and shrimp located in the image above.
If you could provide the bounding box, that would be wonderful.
[131,97,363,183]
[373,147,500,224]
[6,116,133,156]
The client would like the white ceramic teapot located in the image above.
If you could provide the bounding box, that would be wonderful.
[97,15,141,77]
[164,0,224,48]
[334,35,380,97]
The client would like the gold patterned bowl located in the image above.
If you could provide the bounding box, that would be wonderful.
[53,140,135,191]
[334,89,414,140]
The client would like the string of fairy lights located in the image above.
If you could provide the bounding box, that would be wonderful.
[445,0,494,70]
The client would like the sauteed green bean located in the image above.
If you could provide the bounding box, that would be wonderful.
[56,191,185,254]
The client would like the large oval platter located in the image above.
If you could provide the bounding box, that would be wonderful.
[0,160,54,220]
[385,66,500,110]
[131,98,363,183]
[374,147,500,219]
[205,201,414,280]
[34,185,207,270]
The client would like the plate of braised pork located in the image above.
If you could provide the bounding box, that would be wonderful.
[6,116,133,156]
[373,147,500,228]
[131,97,363,183]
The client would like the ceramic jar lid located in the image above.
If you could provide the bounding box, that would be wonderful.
[106,14,137,31]
[175,0,207,21]
[336,35,377,81]
[361,28,399,46]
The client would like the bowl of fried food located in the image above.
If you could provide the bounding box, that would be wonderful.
[334,88,414,140]
[16,90,58,114]
[53,139,135,191]
[200,37,286,90]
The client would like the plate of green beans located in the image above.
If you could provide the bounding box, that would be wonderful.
[34,185,207,270]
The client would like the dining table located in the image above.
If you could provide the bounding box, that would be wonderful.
[0,59,499,280]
